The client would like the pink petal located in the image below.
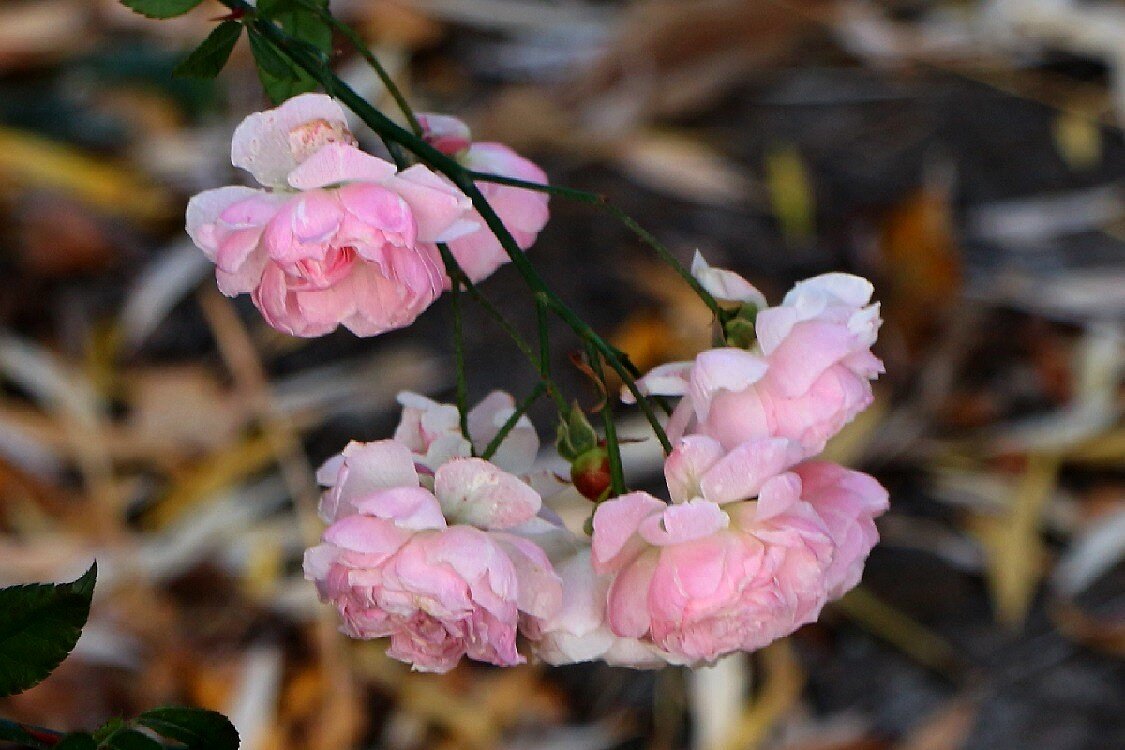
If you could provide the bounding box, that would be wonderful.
[623,361,693,403]
[688,348,768,420]
[231,93,350,187]
[490,531,563,619]
[287,143,397,189]
[690,251,767,307]
[262,191,343,263]
[433,458,541,529]
[590,492,665,570]
[383,164,472,242]
[638,500,729,546]
[185,186,263,258]
[754,472,803,520]
[351,486,447,530]
[467,391,539,475]
[605,552,657,638]
[464,143,548,187]
[417,113,473,155]
[698,438,803,504]
[782,272,874,310]
[335,183,418,251]
[323,514,410,559]
[664,435,725,503]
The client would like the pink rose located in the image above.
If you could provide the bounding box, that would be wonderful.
[631,270,884,457]
[305,440,562,672]
[590,436,836,664]
[186,94,477,337]
[418,113,550,283]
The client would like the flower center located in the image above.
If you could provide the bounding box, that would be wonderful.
[288,119,357,162]
[286,245,357,290]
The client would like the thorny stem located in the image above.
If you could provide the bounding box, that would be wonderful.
[222,0,673,452]
[585,344,627,496]
[480,381,547,461]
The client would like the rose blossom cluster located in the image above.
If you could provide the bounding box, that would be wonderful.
[189,95,888,671]
[186,94,547,337]
[302,262,888,671]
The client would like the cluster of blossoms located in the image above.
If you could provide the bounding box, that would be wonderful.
[186,94,547,337]
[301,268,888,671]
[187,95,889,672]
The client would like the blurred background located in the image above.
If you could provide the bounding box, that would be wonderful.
[0,1,1122,749]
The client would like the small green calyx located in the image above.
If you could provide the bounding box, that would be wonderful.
[722,302,758,349]
[555,400,599,462]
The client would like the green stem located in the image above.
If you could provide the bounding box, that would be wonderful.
[480,382,546,461]
[448,267,471,443]
[469,170,726,322]
[301,0,423,135]
[585,344,626,496]
[535,294,568,412]
[433,243,568,405]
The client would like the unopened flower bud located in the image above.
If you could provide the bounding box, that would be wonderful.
[571,447,611,501]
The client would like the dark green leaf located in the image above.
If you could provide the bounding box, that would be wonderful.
[119,0,205,19]
[55,733,98,750]
[259,0,332,56]
[136,707,239,750]
[173,21,243,79]
[247,30,299,80]
[99,728,162,750]
[248,30,317,104]
[0,562,96,698]
[92,718,126,744]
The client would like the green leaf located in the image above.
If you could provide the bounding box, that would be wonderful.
[259,0,332,57]
[0,562,96,698]
[247,30,299,80]
[119,0,205,19]
[248,30,317,104]
[55,733,98,750]
[173,21,243,79]
[92,718,126,744]
[136,707,239,750]
[555,401,599,462]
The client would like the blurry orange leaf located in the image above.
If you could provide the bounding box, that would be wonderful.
[879,183,962,354]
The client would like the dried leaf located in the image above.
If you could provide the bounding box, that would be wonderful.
[0,126,174,221]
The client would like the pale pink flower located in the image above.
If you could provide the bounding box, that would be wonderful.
[590,436,836,664]
[418,113,550,283]
[630,269,884,457]
[186,94,476,337]
[690,251,767,308]
[392,390,539,476]
[305,440,562,672]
